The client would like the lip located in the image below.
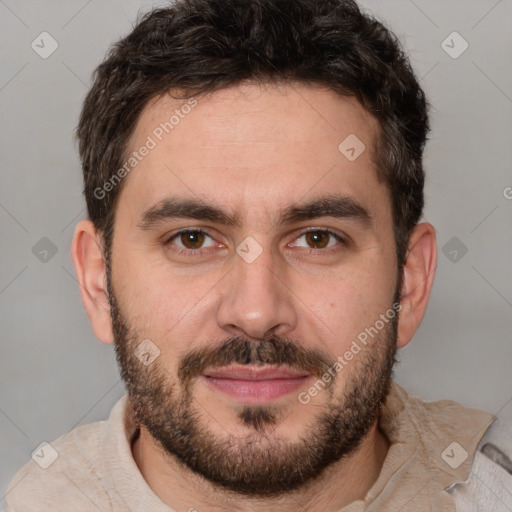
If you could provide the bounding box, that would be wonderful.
[202,365,312,403]
[204,365,310,380]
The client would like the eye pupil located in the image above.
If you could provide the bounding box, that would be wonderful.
[306,231,329,249]
[181,231,205,249]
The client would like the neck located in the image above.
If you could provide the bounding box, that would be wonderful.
[132,421,390,512]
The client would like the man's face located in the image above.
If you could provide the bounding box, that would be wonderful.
[107,82,400,495]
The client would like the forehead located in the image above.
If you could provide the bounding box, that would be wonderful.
[119,82,388,225]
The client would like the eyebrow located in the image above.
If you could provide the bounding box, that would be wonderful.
[137,194,373,231]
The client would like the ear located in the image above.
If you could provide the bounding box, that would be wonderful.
[71,219,114,344]
[396,222,437,348]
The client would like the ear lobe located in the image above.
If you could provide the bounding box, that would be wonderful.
[396,222,437,349]
[71,219,114,345]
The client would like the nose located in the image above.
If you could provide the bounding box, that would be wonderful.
[216,245,298,341]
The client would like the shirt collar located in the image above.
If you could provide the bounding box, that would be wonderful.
[101,394,176,511]
[347,381,495,511]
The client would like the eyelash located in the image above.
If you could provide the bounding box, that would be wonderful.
[164,228,347,258]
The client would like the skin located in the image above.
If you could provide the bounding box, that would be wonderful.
[72,81,437,511]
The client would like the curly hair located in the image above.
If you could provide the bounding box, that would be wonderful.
[76,0,429,270]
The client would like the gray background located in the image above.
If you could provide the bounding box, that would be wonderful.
[1,0,511,503]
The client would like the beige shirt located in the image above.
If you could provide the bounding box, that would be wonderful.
[4,381,496,511]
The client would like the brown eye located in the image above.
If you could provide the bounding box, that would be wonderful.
[289,229,346,253]
[179,230,206,249]
[304,230,330,249]
[166,229,216,253]
[164,228,221,258]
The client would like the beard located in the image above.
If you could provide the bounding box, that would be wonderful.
[107,271,399,498]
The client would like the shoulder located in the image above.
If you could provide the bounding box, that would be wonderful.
[4,419,112,512]
[449,403,512,511]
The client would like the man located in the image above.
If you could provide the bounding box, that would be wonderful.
[5,0,512,510]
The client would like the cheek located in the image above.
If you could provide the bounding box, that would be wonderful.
[112,252,221,341]
[111,252,179,331]
[309,267,395,351]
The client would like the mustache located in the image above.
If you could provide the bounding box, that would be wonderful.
[177,336,335,385]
